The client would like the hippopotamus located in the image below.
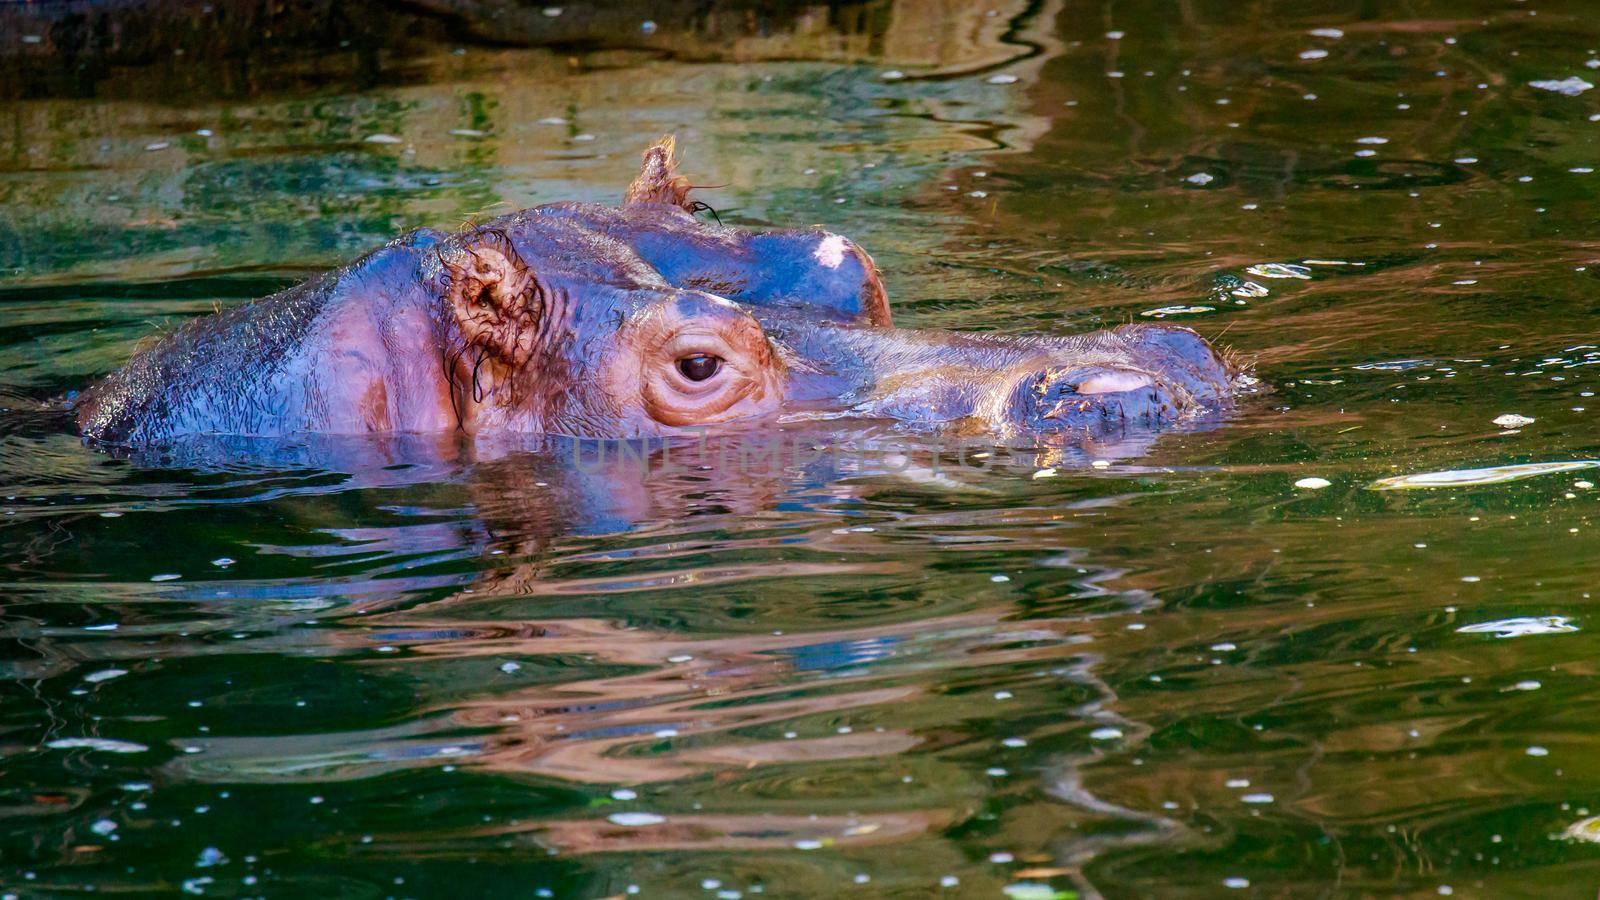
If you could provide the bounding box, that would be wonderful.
[75,137,1239,448]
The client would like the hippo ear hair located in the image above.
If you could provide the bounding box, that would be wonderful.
[624,134,696,210]
[439,230,548,367]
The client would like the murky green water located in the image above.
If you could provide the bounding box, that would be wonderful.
[6,0,1600,896]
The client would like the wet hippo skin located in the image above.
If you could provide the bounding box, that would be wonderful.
[75,137,1241,448]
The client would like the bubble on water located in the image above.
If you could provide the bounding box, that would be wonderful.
[1242,793,1275,804]
[1355,149,1377,158]
[1511,680,1542,691]
[1106,30,1125,39]
[1572,167,1596,174]
[1002,737,1028,748]
[1527,745,1550,756]
[1185,172,1215,185]
[46,737,147,753]
[1456,616,1578,639]
[1294,477,1332,490]
[1356,136,1390,145]
[1455,156,1478,163]
[1530,77,1593,96]
[90,819,118,836]
[1309,28,1344,38]
[1299,49,1329,60]
[1224,877,1250,889]
[940,876,960,887]
[989,851,1015,863]
[1246,263,1312,279]
[1372,460,1600,489]
[1226,778,1250,788]
[1493,413,1535,428]
[986,767,1009,776]
[608,812,666,826]
[196,847,226,867]
[795,838,825,850]
[987,74,1020,85]
[1089,727,1123,740]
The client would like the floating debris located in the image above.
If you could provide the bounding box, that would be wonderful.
[1230,281,1270,298]
[1456,616,1578,639]
[1294,477,1332,489]
[45,737,148,753]
[1561,816,1600,842]
[1372,460,1600,489]
[1141,305,1214,318]
[1530,77,1594,96]
[1246,263,1312,279]
[1492,413,1535,428]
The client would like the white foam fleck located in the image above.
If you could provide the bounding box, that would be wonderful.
[84,669,128,683]
[1294,477,1332,489]
[1089,727,1123,740]
[1309,28,1344,38]
[1530,77,1593,96]
[364,133,402,144]
[1492,413,1535,428]
[1299,49,1329,60]
[607,812,666,826]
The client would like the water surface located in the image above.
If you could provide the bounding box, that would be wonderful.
[6,1,1600,896]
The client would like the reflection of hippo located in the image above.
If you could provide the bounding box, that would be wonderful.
[77,137,1239,447]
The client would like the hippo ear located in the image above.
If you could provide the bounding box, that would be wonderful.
[440,230,548,367]
[624,135,695,210]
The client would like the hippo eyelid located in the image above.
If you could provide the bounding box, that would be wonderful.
[1075,370,1154,395]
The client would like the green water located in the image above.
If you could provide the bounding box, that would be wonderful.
[6,1,1600,896]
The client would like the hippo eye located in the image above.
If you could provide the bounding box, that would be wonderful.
[677,354,722,382]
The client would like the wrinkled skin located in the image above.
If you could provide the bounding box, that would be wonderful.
[76,137,1240,448]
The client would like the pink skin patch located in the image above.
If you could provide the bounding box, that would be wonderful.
[1075,370,1153,394]
[812,234,849,269]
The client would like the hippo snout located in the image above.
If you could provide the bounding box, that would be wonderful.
[1002,324,1236,435]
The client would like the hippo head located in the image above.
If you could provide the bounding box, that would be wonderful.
[427,137,1239,444]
